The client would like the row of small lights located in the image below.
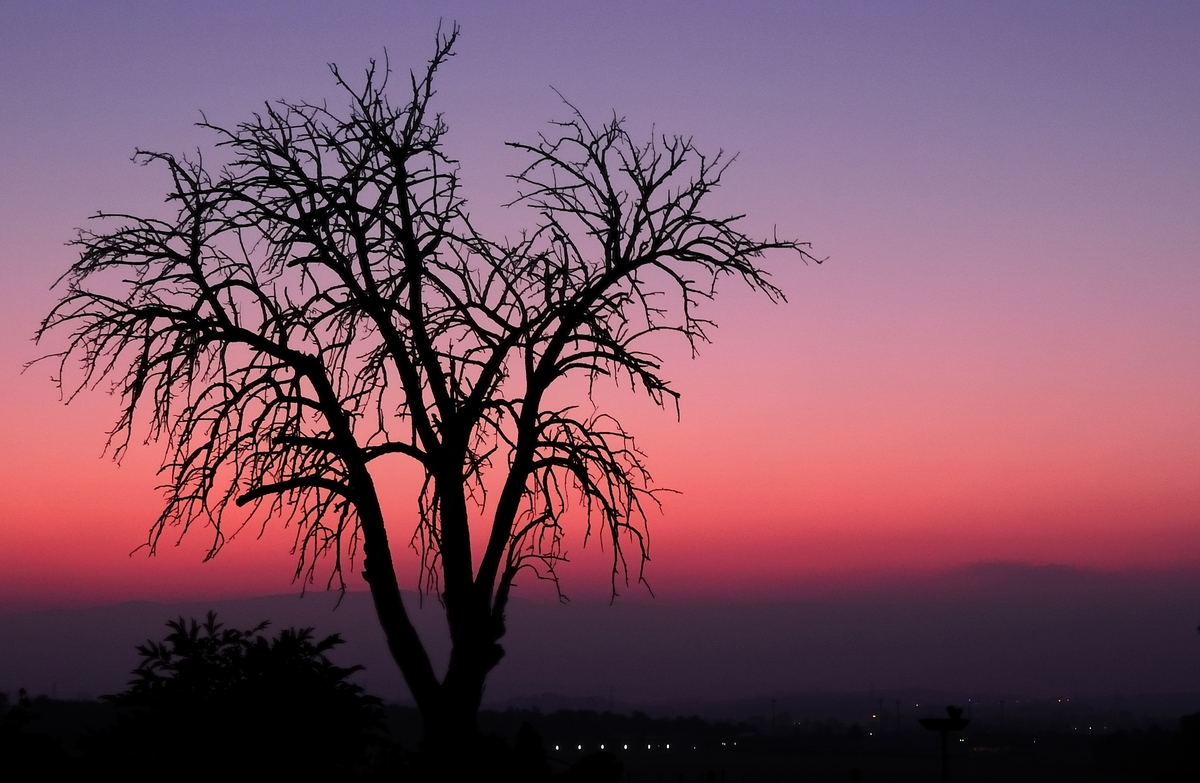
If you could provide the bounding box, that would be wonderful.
[553,742,738,751]
[554,744,667,751]
[555,696,1094,754]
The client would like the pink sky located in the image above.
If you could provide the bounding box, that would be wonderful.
[2,1,1198,609]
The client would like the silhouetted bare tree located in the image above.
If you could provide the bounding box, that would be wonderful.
[36,26,815,755]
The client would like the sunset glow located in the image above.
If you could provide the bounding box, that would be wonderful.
[2,1,1198,609]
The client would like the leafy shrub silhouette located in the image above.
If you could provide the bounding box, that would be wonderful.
[85,612,386,779]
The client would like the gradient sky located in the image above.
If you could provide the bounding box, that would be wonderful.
[2,1,1199,609]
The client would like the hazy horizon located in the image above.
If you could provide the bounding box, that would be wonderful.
[4,561,1198,714]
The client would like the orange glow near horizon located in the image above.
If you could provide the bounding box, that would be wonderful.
[2,3,1199,610]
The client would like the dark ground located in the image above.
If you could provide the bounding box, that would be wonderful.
[5,693,1199,781]
[491,707,1200,782]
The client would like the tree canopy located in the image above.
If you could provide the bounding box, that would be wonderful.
[37,25,815,755]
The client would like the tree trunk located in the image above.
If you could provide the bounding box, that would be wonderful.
[345,466,443,720]
[356,462,509,768]
[415,636,507,776]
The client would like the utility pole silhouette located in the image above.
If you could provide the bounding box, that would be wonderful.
[920,706,969,783]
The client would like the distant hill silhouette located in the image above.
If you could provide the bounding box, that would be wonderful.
[3,562,1200,712]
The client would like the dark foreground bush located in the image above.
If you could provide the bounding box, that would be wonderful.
[80,612,387,780]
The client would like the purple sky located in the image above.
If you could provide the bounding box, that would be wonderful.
[2,2,1199,606]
